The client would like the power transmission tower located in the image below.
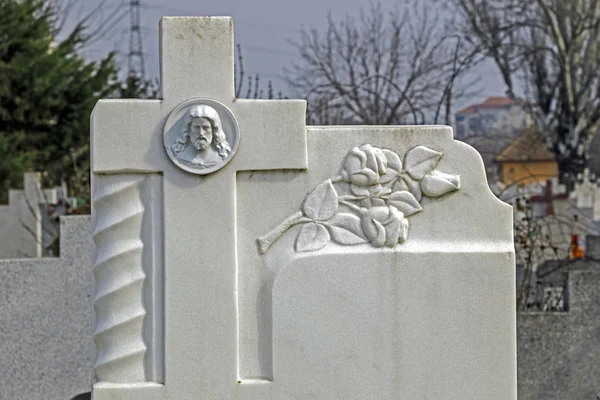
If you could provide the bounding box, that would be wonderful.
[128,0,145,78]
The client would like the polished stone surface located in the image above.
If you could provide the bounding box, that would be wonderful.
[0,216,92,400]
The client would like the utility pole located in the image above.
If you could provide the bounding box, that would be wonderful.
[128,0,145,78]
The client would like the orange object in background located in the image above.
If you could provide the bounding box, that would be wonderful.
[571,234,585,259]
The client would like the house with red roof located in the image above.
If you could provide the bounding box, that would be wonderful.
[455,96,530,140]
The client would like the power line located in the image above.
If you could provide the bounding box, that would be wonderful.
[128,0,146,78]
[142,2,300,34]
[84,10,129,47]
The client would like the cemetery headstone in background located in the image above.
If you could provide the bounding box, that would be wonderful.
[91,17,517,400]
[0,216,91,399]
[0,172,65,258]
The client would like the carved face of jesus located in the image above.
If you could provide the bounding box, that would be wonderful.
[189,117,213,151]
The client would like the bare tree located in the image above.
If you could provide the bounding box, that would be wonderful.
[285,2,479,125]
[452,0,600,187]
[461,130,520,180]
[234,44,283,99]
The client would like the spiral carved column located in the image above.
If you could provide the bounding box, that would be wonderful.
[92,175,158,383]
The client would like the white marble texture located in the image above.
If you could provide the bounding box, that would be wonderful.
[92,174,163,383]
[237,126,516,400]
[91,16,516,400]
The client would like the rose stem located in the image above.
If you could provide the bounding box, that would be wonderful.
[257,211,307,254]
[339,200,364,213]
[331,175,344,184]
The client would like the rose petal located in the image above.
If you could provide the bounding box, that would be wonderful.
[383,149,402,171]
[385,219,402,247]
[385,205,404,225]
[371,198,386,207]
[421,171,461,197]
[377,185,392,196]
[360,198,373,208]
[361,214,381,243]
[384,206,405,246]
[349,172,370,186]
[367,206,391,221]
[373,147,388,175]
[389,205,405,219]
[370,220,387,247]
[346,147,366,171]
[340,148,367,183]
[362,145,380,176]
[435,171,460,187]
[351,169,379,186]
[340,169,350,182]
[350,184,371,196]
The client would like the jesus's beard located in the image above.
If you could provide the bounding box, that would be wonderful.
[192,138,210,151]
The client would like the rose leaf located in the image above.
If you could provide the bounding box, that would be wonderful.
[302,179,339,221]
[296,222,330,252]
[327,213,368,245]
[404,146,442,180]
[387,191,423,217]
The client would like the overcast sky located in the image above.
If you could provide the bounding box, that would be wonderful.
[69,0,505,108]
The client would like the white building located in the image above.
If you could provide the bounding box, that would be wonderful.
[455,96,530,140]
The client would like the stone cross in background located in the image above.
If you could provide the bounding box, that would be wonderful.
[91,17,517,400]
[0,216,91,400]
[571,168,600,221]
[0,172,65,258]
[529,179,568,216]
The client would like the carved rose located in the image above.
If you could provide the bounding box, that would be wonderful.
[360,205,409,248]
[258,143,461,254]
[380,149,402,183]
[350,184,390,208]
[420,170,461,197]
[340,144,388,186]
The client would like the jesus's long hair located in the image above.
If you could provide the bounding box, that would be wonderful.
[173,105,231,159]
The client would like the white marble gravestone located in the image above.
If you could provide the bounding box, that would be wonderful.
[91,17,517,400]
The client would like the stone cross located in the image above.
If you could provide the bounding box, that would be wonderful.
[529,179,567,216]
[573,168,596,209]
[91,17,516,400]
[91,17,306,399]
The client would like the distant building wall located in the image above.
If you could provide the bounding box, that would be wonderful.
[455,97,529,140]
[500,160,559,186]
[518,256,600,399]
[0,216,92,400]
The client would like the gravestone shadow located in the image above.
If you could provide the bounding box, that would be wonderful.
[71,392,91,400]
